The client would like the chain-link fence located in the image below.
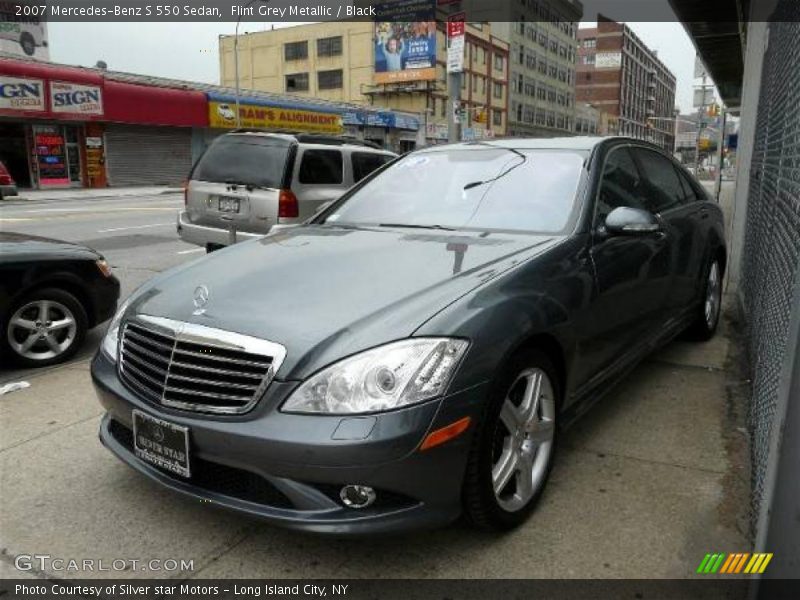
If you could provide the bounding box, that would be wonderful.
[739,6,800,525]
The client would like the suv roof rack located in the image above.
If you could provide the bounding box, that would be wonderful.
[225,130,385,150]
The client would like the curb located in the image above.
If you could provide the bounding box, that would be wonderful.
[0,188,182,206]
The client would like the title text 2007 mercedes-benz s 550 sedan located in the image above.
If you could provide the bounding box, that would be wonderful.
[91,137,725,534]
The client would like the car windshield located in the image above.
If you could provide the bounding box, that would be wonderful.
[325,148,585,233]
[192,135,291,189]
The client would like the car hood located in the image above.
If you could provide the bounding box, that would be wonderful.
[0,232,100,261]
[130,225,560,379]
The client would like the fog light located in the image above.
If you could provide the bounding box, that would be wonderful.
[339,485,376,509]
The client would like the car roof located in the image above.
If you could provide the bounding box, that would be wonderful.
[222,130,393,152]
[424,136,658,153]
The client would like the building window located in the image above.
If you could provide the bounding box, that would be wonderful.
[316,36,342,57]
[317,69,343,90]
[285,73,309,92]
[494,54,504,71]
[284,41,308,61]
[493,109,502,126]
[494,82,503,99]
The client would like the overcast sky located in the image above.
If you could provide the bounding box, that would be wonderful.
[48,21,700,113]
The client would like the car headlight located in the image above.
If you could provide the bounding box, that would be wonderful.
[100,297,131,363]
[282,338,469,415]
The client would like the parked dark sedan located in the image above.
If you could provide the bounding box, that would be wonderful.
[91,137,725,533]
[1,233,120,367]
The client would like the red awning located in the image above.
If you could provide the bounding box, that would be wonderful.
[103,80,208,127]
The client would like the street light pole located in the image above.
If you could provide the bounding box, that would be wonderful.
[234,0,268,128]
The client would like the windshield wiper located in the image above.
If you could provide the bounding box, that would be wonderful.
[462,145,528,191]
[377,223,457,231]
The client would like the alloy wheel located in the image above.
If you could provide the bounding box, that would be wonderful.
[7,300,78,361]
[704,261,721,329]
[491,368,556,512]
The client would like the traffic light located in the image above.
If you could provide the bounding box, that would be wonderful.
[707,104,720,117]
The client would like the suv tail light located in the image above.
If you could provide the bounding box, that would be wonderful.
[278,189,299,218]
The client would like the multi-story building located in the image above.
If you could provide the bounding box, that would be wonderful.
[493,0,583,138]
[576,15,677,150]
[219,21,509,147]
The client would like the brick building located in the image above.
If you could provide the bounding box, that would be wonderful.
[576,15,676,150]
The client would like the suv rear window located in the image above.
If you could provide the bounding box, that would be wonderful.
[298,150,343,184]
[351,152,393,183]
[193,136,291,189]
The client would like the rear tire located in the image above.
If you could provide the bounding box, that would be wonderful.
[686,257,722,341]
[2,288,88,368]
[462,348,559,531]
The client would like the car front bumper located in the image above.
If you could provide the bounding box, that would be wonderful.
[91,351,488,534]
[176,210,263,249]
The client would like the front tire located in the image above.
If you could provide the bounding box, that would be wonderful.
[687,258,722,341]
[3,288,88,368]
[462,349,559,531]
[20,33,36,56]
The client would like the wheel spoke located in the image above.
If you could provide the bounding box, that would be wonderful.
[11,317,36,331]
[515,454,535,500]
[38,300,51,322]
[499,398,522,431]
[519,371,542,425]
[49,317,75,331]
[492,446,519,495]
[44,334,62,352]
[19,334,39,353]
[528,417,555,444]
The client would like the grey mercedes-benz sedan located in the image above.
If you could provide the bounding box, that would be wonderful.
[91,137,726,533]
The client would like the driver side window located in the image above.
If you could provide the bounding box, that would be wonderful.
[595,147,646,228]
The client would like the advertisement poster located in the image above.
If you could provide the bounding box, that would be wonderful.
[33,125,69,186]
[374,0,437,84]
[0,4,50,60]
[208,100,342,134]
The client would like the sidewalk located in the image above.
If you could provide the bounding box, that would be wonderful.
[1,185,182,205]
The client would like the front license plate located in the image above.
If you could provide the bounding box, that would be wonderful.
[218,196,240,213]
[132,410,191,478]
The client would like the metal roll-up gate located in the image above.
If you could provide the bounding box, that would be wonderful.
[105,125,193,186]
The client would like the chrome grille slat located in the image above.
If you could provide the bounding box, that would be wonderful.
[118,316,286,415]
[169,360,264,380]
[171,346,272,369]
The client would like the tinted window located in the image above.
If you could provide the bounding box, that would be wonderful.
[596,147,646,224]
[675,166,703,203]
[326,149,585,233]
[351,152,392,183]
[193,136,290,188]
[633,148,686,213]
[299,150,343,184]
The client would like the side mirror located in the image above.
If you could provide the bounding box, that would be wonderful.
[604,206,661,236]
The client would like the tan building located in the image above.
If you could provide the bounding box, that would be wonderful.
[219,21,509,145]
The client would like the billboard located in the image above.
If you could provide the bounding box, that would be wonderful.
[0,3,50,60]
[374,0,437,85]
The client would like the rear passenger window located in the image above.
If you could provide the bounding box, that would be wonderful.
[596,147,647,225]
[351,152,392,183]
[299,150,343,184]
[633,149,686,213]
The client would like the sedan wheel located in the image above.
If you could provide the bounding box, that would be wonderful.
[463,349,560,530]
[492,368,556,512]
[3,289,87,367]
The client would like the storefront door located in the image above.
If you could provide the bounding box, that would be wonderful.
[64,126,82,185]
[33,124,83,187]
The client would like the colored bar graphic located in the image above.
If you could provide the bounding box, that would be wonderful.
[698,552,773,575]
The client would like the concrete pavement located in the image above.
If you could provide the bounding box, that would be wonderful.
[1,186,183,205]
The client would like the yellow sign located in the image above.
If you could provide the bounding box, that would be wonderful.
[209,101,342,134]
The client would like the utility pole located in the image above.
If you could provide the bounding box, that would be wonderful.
[446,9,465,143]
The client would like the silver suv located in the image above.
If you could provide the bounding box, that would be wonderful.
[177,132,396,251]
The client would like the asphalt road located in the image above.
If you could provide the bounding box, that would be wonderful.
[0,193,199,380]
